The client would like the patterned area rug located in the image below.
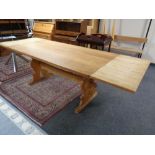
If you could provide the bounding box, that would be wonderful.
[0,56,81,125]
[0,55,32,83]
[0,96,46,135]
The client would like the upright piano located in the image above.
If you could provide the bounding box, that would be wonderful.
[0,19,30,42]
[0,19,31,56]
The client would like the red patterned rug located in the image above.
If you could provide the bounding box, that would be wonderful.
[0,55,32,83]
[0,74,81,125]
[0,56,81,125]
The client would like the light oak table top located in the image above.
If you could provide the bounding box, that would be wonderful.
[0,38,150,92]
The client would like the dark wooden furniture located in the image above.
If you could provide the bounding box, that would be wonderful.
[76,33,113,52]
[0,19,30,56]
[52,20,89,44]
[0,19,30,71]
[0,19,30,42]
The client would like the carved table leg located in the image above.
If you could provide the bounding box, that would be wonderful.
[29,59,42,85]
[75,78,97,113]
[41,69,53,78]
[30,59,53,85]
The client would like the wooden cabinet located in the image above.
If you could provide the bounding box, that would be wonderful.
[87,19,99,34]
[33,21,54,40]
[52,20,89,44]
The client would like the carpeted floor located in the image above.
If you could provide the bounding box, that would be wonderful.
[0,56,155,135]
[0,55,80,125]
[42,64,155,135]
[0,55,32,83]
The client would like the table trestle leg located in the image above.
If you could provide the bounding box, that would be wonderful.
[75,78,97,113]
[30,59,42,85]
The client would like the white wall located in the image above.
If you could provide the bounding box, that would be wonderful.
[143,20,155,63]
[99,19,155,63]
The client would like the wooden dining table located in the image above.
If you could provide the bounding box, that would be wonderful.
[0,38,150,113]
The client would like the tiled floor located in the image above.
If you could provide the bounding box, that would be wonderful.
[0,96,46,135]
